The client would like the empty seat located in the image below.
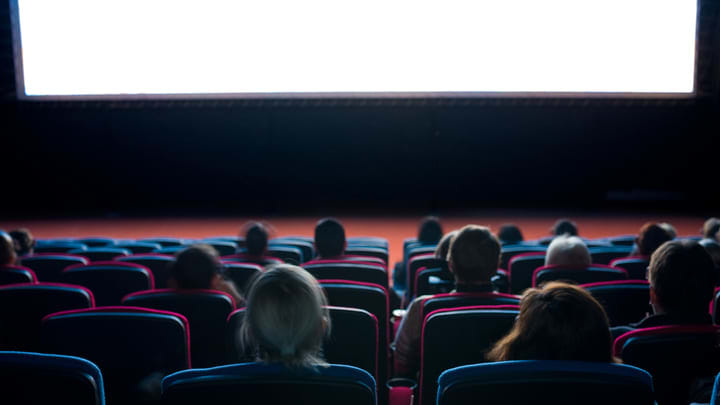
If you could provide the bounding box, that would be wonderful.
[582,280,651,327]
[0,265,37,285]
[269,238,314,262]
[303,261,388,288]
[437,360,654,405]
[113,242,163,254]
[153,246,187,255]
[0,351,105,405]
[161,362,376,405]
[348,236,389,249]
[227,306,378,380]
[41,307,190,404]
[204,241,238,256]
[420,292,521,322]
[122,289,236,368]
[61,261,154,306]
[420,305,520,405]
[406,254,446,300]
[116,254,174,289]
[138,237,186,247]
[20,254,89,282]
[222,253,284,267]
[266,246,304,264]
[344,247,388,265]
[33,242,88,254]
[614,324,720,405]
[507,252,546,294]
[500,245,546,270]
[68,247,131,262]
[607,235,638,246]
[75,237,116,247]
[0,283,94,350]
[533,264,628,287]
[610,256,650,280]
[589,246,634,265]
[222,262,262,293]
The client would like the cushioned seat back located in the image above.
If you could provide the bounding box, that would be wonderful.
[500,245,546,270]
[116,254,174,288]
[265,246,304,264]
[614,325,720,405]
[415,267,454,296]
[137,237,185,247]
[269,239,314,263]
[344,247,388,265]
[420,306,519,405]
[61,262,154,306]
[508,253,546,294]
[534,265,627,287]
[162,362,376,405]
[222,262,263,293]
[0,265,37,285]
[348,237,388,250]
[610,257,650,280]
[406,255,446,299]
[589,247,634,265]
[0,351,105,405]
[204,241,238,256]
[68,248,131,262]
[75,237,116,247]
[20,254,89,282]
[420,292,521,321]
[113,242,163,254]
[227,307,378,380]
[304,262,388,288]
[0,283,94,350]
[34,242,88,254]
[437,360,654,405]
[221,253,284,267]
[122,289,235,368]
[582,280,651,326]
[41,307,190,404]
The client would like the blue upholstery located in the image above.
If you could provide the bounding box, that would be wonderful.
[582,281,650,326]
[33,242,88,253]
[116,254,174,288]
[500,245,546,270]
[437,360,653,405]
[711,372,720,405]
[0,351,105,405]
[61,263,153,306]
[68,247,131,262]
[20,254,89,282]
[113,242,163,254]
[589,246,634,265]
[304,262,388,288]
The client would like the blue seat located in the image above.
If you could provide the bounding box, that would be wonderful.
[610,256,650,280]
[116,254,175,289]
[153,246,187,255]
[711,371,720,405]
[60,261,154,306]
[0,265,37,285]
[162,362,376,405]
[0,351,105,405]
[269,238,314,263]
[303,262,388,288]
[222,262,263,293]
[68,247,130,262]
[420,292,521,322]
[500,245,546,270]
[138,237,186,247]
[204,241,238,256]
[437,360,653,405]
[113,242,163,254]
[582,280,650,326]
[75,237,116,247]
[265,245,304,264]
[507,252,545,294]
[347,237,389,250]
[533,264,628,287]
[20,254,89,282]
[344,247,388,265]
[589,246,634,265]
[33,242,88,254]
[405,254,446,301]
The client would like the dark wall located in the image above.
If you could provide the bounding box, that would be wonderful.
[2,3,719,217]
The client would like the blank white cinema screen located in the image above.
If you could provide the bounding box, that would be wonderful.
[13,0,697,98]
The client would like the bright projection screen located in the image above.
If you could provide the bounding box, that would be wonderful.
[11,0,698,99]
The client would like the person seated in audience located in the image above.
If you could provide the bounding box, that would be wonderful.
[497,223,524,245]
[544,235,591,268]
[658,222,677,239]
[313,217,348,260]
[435,230,458,260]
[552,218,579,237]
[9,228,34,257]
[168,244,244,305]
[393,225,501,378]
[611,240,716,338]
[699,238,720,271]
[630,222,673,257]
[240,264,330,369]
[417,216,443,245]
[486,282,614,363]
[0,231,17,267]
[702,217,720,240]
[238,221,279,266]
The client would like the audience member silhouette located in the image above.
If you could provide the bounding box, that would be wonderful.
[544,235,591,267]
[9,228,34,257]
[497,223,524,245]
[552,219,579,237]
[0,231,17,267]
[168,244,244,305]
[313,218,347,260]
[239,222,279,266]
[631,222,673,257]
[702,218,720,240]
[417,216,443,245]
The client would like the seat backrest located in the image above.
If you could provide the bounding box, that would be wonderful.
[34,242,88,254]
[607,235,638,246]
[343,247,388,265]
[61,261,154,306]
[420,292,521,322]
[303,262,388,288]
[68,247,131,262]
[122,289,235,368]
[116,254,175,288]
[113,242,163,254]
[348,236,389,250]
[41,306,190,404]
[589,247,634,265]
[610,256,650,280]
[269,239,314,263]
[20,254,89,282]
[533,264,628,287]
[0,283,94,350]
[420,306,520,405]
[265,246,304,264]
[437,360,654,405]
[406,254,446,300]
[222,262,263,293]
[161,362,376,405]
[137,237,186,247]
[227,306,378,381]
[415,267,454,297]
[221,253,284,267]
[507,253,546,294]
[0,351,105,405]
[582,280,651,327]
[75,237,116,247]
[614,325,720,405]
[204,241,238,256]
[500,245,546,271]
[0,265,37,285]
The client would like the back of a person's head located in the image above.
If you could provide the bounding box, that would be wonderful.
[417,216,443,245]
[434,230,458,261]
[699,238,720,269]
[551,219,578,236]
[241,264,330,369]
[497,224,524,245]
[244,222,269,256]
[0,231,16,266]
[545,235,591,267]
[702,218,720,240]
[635,222,673,256]
[487,282,613,363]
[658,222,677,239]
[648,240,716,315]
[448,225,500,284]
[314,218,345,258]
[9,228,34,256]
[170,244,221,289]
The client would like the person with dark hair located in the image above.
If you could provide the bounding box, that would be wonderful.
[702,218,720,240]
[234,221,280,267]
[434,230,458,261]
[417,216,443,245]
[487,282,614,363]
[169,244,243,305]
[393,225,501,377]
[634,223,673,256]
[313,218,346,259]
[9,228,34,257]
[699,238,720,270]
[612,240,716,338]
[497,223,523,245]
[0,231,17,266]
[552,218,578,236]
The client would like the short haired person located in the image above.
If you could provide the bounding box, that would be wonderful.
[545,235,591,268]
[393,225,501,377]
[9,228,34,257]
[699,238,720,270]
[0,231,17,266]
[611,240,716,338]
[434,230,458,261]
[169,244,244,305]
[497,224,524,245]
[631,222,673,257]
[487,282,614,363]
[417,216,443,245]
[702,218,720,240]
[313,218,347,259]
[552,218,579,237]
